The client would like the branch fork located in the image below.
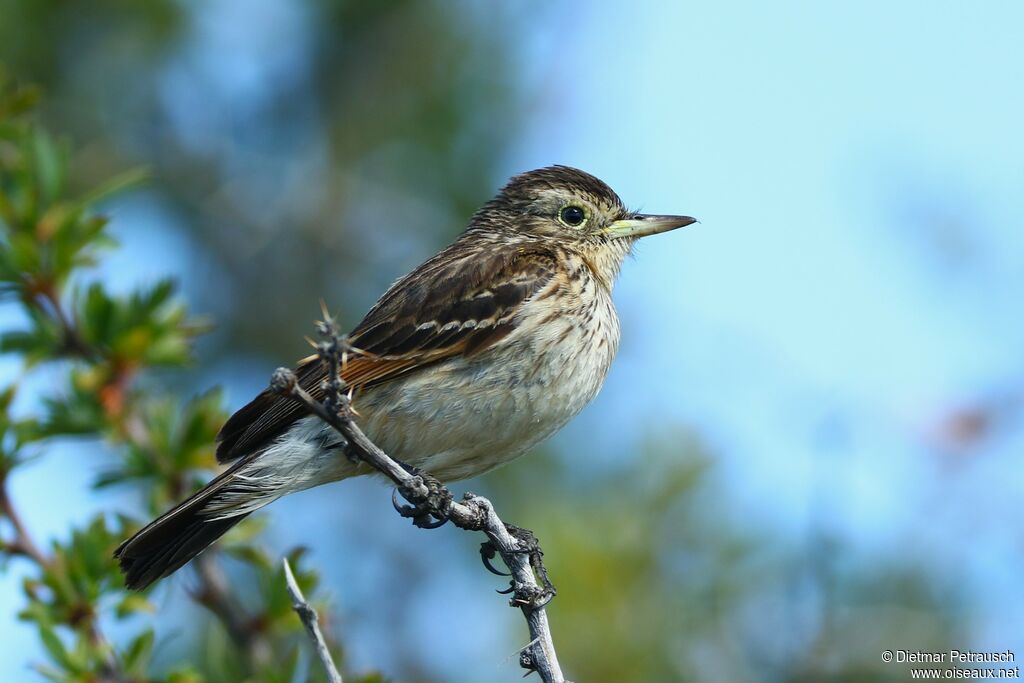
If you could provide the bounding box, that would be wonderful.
[271,315,567,683]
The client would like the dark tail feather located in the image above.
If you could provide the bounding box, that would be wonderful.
[115,470,251,590]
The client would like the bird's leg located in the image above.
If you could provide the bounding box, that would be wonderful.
[389,464,452,529]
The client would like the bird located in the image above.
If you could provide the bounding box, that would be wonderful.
[115,165,695,590]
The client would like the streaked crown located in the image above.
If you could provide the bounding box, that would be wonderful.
[465,165,695,285]
[471,165,628,241]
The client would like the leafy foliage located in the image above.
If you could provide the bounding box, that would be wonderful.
[0,72,375,682]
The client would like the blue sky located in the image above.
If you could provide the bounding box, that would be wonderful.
[514,0,1024,656]
[513,0,1024,514]
[3,1,1023,679]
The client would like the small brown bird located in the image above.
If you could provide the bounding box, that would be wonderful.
[116,166,695,589]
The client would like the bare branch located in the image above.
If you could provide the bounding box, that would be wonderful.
[283,557,343,683]
[270,315,567,683]
[0,480,49,567]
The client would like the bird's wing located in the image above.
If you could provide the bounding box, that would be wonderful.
[215,241,559,463]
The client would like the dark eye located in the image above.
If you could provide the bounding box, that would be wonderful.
[559,205,586,227]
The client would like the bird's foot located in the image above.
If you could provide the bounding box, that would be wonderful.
[489,524,556,608]
[390,467,452,529]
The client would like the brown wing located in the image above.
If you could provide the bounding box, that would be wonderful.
[214,240,558,463]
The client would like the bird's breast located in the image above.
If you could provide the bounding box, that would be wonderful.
[353,273,620,481]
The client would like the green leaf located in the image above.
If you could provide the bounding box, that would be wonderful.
[115,593,155,619]
[22,515,129,630]
[163,668,204,683]
[0,67,41,120]
[39,376,106,437]
[30,127,67,205]
[90,388,226,498]
[221,545,270,570]
[37,625,76,673]
[77,167,150,207]
[70,279,205,367]
[30,663,69,683]
[122,629,155,673]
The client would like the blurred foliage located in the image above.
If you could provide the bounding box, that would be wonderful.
[0,73,376,682]
[482,437,968,682]
[0,0,526,363]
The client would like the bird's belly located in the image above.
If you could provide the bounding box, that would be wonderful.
[354,308,619,481]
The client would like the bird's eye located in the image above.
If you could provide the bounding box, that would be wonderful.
[559,205,586,227]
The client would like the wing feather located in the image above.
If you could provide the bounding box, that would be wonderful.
[215,241,558,463]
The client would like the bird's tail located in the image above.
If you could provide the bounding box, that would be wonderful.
[115,461,267,590]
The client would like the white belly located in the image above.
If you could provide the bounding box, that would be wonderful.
[247,284,621,496]
[355,291,620,481]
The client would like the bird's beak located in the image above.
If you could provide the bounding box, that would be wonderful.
[602,213,697,239]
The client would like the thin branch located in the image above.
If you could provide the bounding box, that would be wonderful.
[35,285,95,361]
[283,557,343,683]
[192,550,281,671]
[0,479,49,566]
[192,551,260,653]
[269,316,567,683]
[0,479,121,677]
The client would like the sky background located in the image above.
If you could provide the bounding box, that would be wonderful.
[2,1,1023,680]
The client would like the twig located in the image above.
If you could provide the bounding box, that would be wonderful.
[192,551,262,658]
[0,480,49,566]
[35,285,96,361]
[283,557,343,683]
[270,316,567,683]
[1,479,122,677]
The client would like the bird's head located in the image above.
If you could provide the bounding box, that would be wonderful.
[469,165,695,285]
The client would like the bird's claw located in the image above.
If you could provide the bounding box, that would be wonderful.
[496,581,554,608]
[481,526,558,608]
[505,524,557,602]
[479,541,511,576]
[415,513,448,529]
[390,473,452,529]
